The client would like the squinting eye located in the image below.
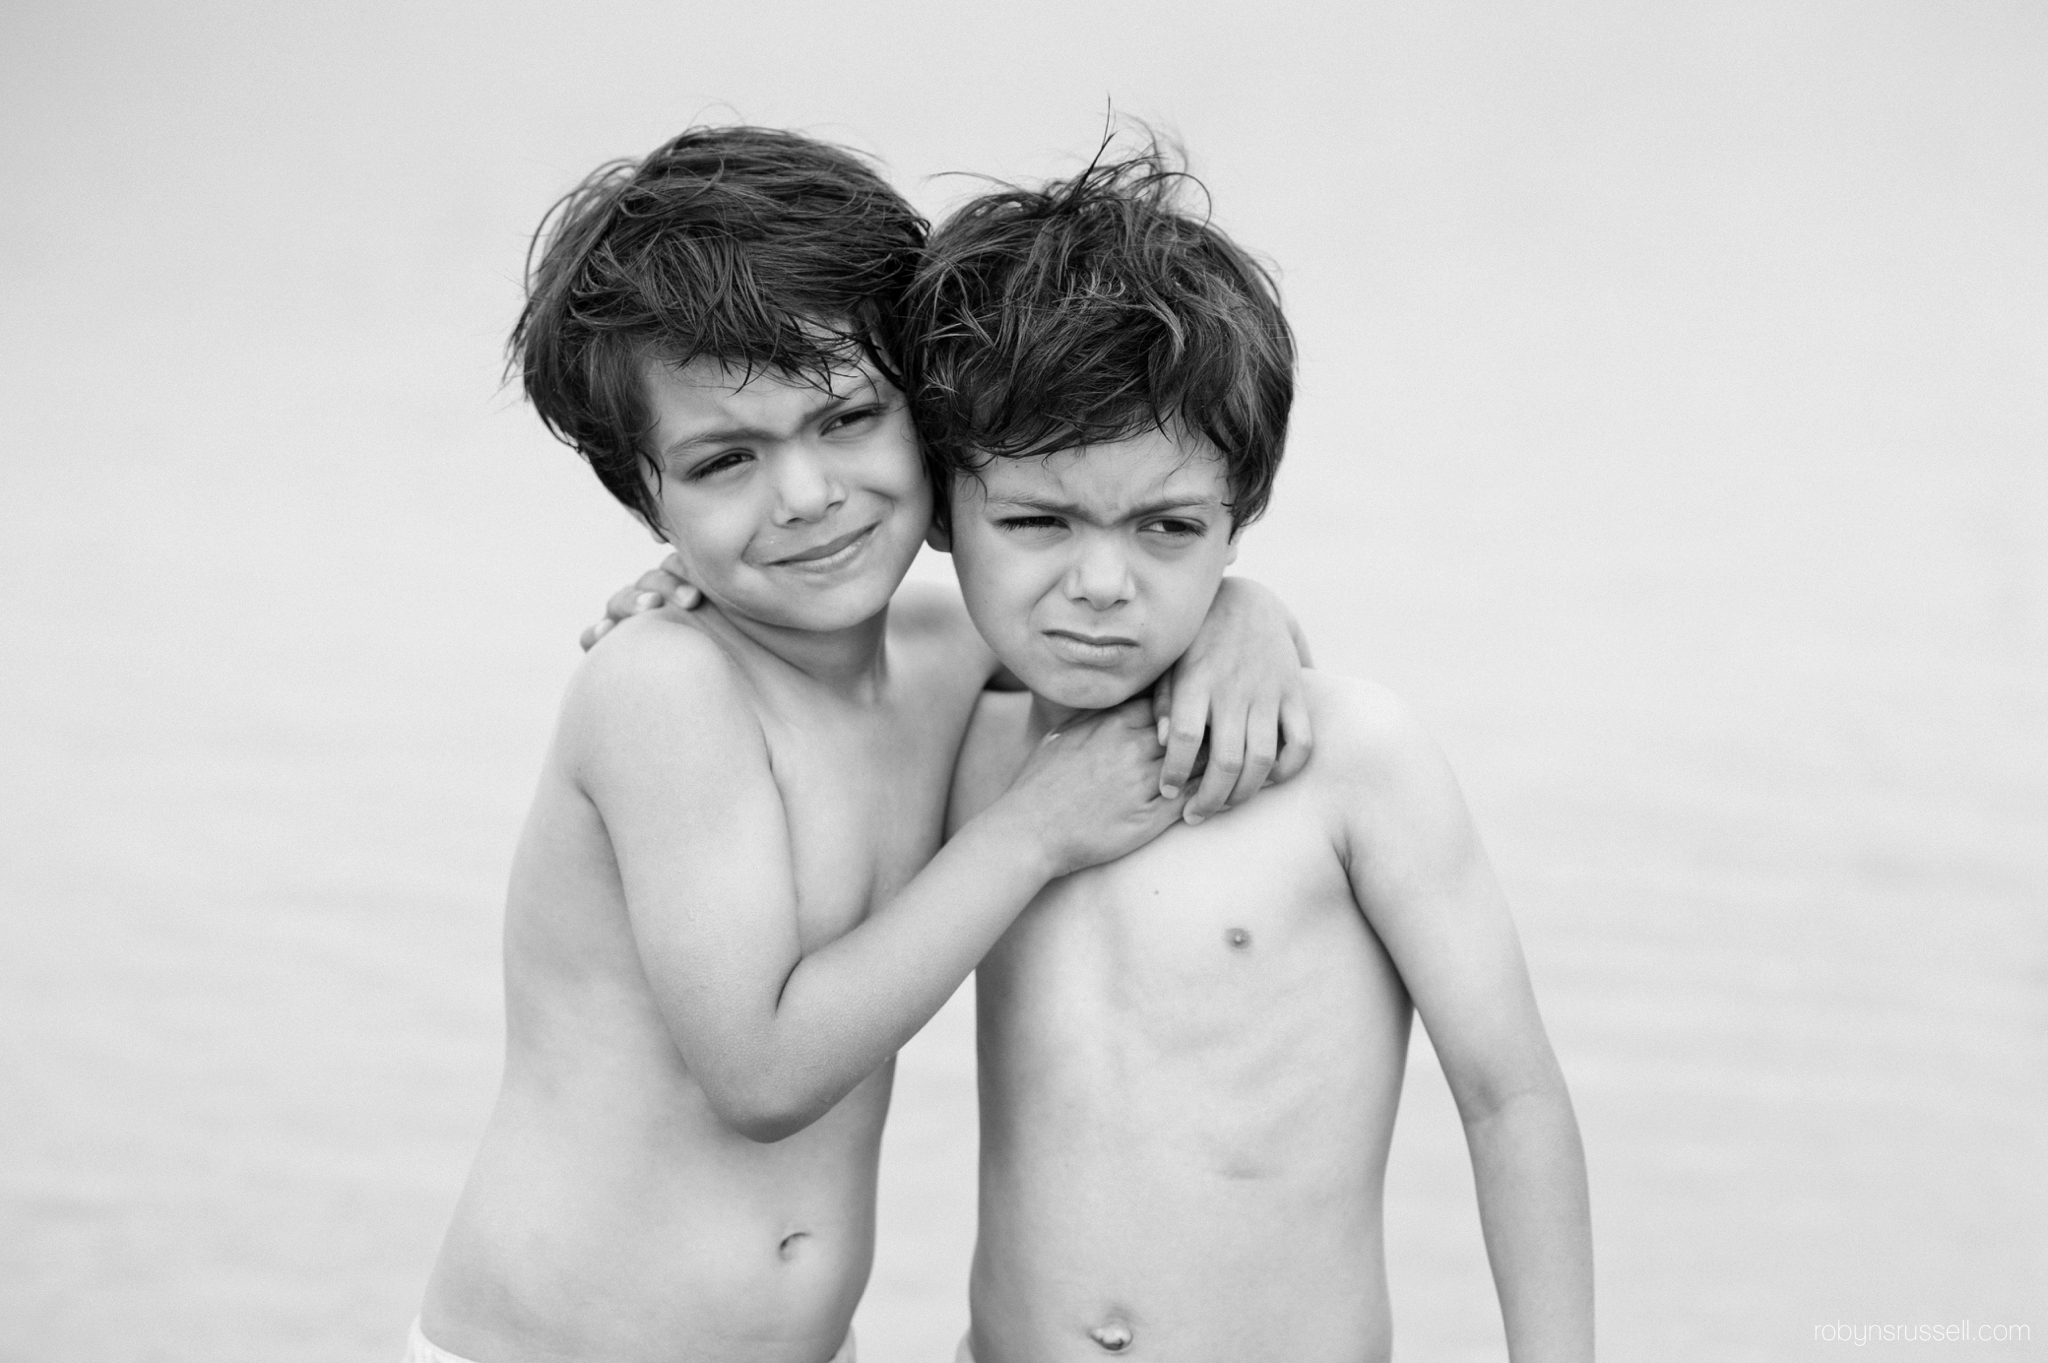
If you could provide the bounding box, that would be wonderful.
[998,516,1064,532]
[689,450,752,479]
[828,406,883,433]
[1146,519,1205,538]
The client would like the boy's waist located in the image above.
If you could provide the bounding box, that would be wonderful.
[966,1210,1391,1363]
[428,1154,877,1363]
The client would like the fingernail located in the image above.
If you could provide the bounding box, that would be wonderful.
[1183,811,1205,826]
[1157,718,1170,745]
[635,591,662,609]
[1160,783,1180,799]
[672,588,699,607]
[591,618,613,637]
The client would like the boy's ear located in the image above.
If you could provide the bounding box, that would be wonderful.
[924,521,952,553]
[1224,536,1239,567]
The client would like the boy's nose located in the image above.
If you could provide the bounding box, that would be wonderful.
[770,446,845,523]
[1062,538,1135,609]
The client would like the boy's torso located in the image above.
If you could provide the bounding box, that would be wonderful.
[425,591,992,1363]
[952,674,1413,1363]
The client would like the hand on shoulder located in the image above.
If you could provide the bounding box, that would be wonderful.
[581,552,704,651]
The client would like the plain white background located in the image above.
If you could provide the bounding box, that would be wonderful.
[3,2,2042,1358]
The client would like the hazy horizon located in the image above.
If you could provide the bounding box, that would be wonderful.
[3,2,2043,1358]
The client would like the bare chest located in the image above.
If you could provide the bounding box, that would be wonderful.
[981,788,1398,1058]
[758,699,971,951]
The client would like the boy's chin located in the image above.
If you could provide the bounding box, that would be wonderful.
[1023,666,1159,715]
[717,561,905,634]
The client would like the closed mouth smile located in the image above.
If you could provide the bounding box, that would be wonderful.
[771,522,878,568]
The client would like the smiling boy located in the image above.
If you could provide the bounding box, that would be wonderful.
[410,128,1310,1363]
[910,150,1595,1362]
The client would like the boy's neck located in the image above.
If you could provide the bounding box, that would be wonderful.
[699,600,893,697]
[1025,691,1131,740]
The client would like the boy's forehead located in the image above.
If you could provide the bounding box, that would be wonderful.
[964,429,1230,514]
[644,351,883,401]
[641,353,888,444]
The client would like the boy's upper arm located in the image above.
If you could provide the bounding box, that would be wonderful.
[945,690,1026,839]
[1324,684,1561,1118]
[563,617,803,1092]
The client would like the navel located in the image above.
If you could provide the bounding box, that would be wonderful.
[777,1231,810,1261]
[1089,1319,1135,1352]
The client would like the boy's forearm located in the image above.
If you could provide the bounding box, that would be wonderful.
[1463,1086,1595,1363]
[1218,576,1313,666]
[718,811,1056,1140]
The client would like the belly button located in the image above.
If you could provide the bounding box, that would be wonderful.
[778,1231,809,1261]
[1089,1321,1134,1352]
[1225,927,1251,950]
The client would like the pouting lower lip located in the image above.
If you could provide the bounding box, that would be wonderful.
[1045,630,1138,647]
[1042,631,1140,662]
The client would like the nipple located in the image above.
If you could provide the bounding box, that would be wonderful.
[1089,1320,1134,1352]
[1225,927,1252,950]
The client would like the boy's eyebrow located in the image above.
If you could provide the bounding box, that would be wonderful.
[985,494,1222,524]
[659,379,877,458]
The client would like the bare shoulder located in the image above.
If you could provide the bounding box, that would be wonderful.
[946,689,1034,836]
[1297,672,1472,837]
[1301,673,1437,770]
[962,687,1033,752]
[557,609,766,783]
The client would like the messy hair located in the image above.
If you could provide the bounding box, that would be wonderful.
[510,126,927,526]
[904,139,1294,531]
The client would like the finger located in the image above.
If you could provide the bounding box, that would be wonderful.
[1158,682,1211,798]
[1184,709,1246,824]
[605,582,648,623]
[1114,696,1167,755]
[1228,701,1280,806]
[579,616,615,652]
[651,555,702,608]
[1150,670,1175,747]
[1270,692,1315,783]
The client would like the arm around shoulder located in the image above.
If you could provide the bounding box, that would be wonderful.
[561,615,1156,1144]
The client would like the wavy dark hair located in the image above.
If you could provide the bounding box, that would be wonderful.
[904,140,1294,531]
[510,126,927,526]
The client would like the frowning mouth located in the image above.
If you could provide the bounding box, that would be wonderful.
[769,522,879,568]
[1042,629,1141,665]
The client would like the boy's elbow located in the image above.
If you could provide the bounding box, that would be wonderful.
[728,1102,816,1144]
[707,1072,830,1144]
[729,1110,808,1144]
[1450,1059,1575,1130]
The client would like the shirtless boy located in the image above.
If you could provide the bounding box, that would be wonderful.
[908,150,1595,1362]
[409,128,1308,1363]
